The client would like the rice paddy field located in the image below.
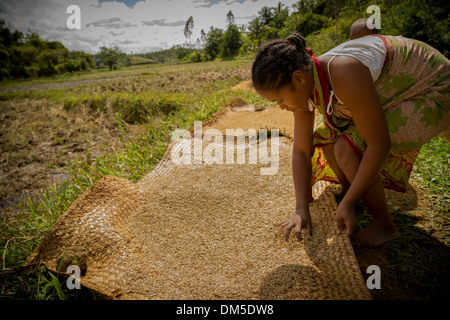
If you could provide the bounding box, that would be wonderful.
[0,58,449,300]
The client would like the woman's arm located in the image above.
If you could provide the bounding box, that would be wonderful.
[278,107,315,241]
[292,108,315,210]
[331,56,391,210]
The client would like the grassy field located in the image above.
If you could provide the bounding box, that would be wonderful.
[0,59,449,300]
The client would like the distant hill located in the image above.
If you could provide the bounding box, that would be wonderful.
[128,55,159,66]
[136,46,198,64]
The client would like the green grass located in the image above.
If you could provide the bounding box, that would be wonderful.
[412,136,450,213]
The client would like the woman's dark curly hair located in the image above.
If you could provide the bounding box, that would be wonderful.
[252,32,312,92]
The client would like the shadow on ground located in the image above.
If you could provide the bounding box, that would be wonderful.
[352,183,450,299]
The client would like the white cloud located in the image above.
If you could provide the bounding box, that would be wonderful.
[0,0,299,54]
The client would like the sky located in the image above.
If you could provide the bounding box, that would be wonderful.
[0,0,299,54]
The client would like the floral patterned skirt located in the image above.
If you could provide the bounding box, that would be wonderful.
[310,35,450,193]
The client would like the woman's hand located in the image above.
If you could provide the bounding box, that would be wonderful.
[277,208,312,241]
[335,201,357,236]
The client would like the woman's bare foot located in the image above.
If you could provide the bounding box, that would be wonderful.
[351,221,399,247]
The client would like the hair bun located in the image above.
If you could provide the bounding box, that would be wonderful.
[286,32,307,51]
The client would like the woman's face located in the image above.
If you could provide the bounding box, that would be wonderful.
[256,70,314,113]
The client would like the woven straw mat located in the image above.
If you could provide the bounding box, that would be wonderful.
[24,102,372,300]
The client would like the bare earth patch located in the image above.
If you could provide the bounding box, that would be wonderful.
[0,98,138,210]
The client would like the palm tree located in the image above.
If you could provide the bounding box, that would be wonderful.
[271,2,289,29]
[258,6,273,26]
[184,16,194,46]
[273,2,285,15]
[248,17,264,47]
[292,0,314,14]
[226,10,235,25]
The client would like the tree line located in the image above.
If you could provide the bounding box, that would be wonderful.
[0,20,95,80]
[180,0,448,62]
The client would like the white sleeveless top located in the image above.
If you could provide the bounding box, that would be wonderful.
[319,35,387,82]
[317,35,388,115]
